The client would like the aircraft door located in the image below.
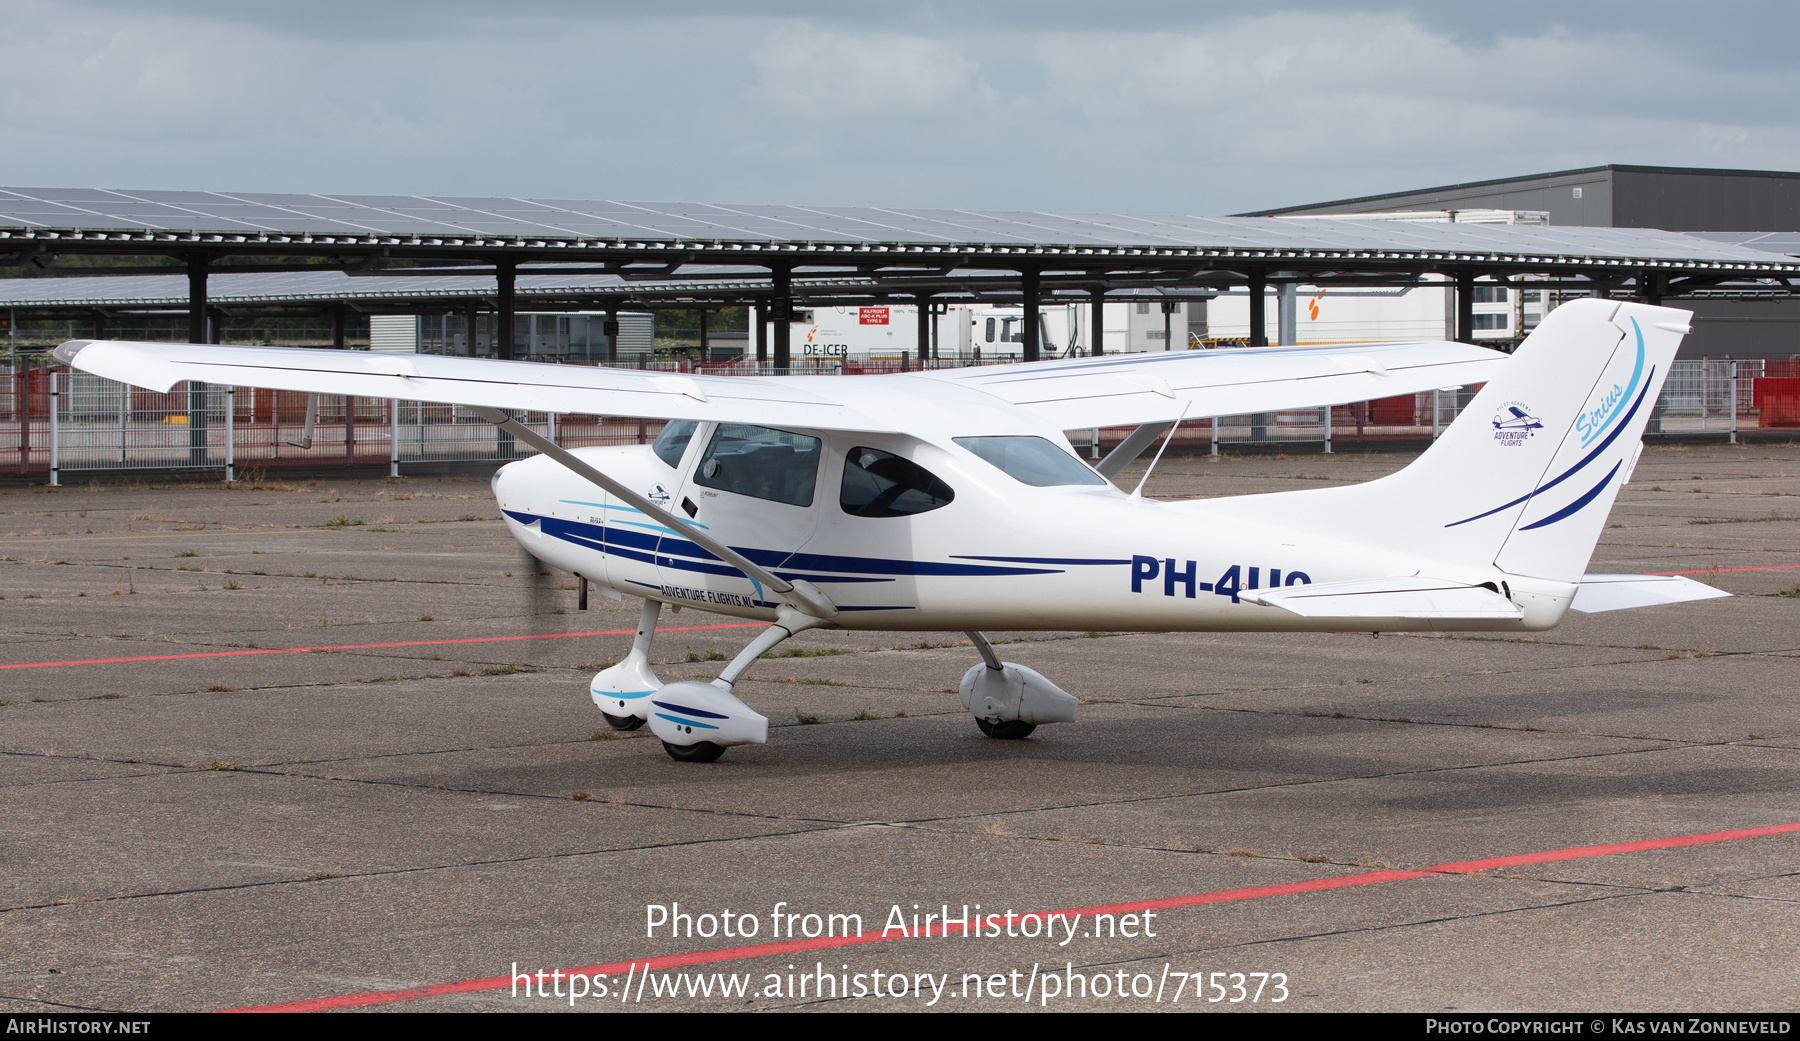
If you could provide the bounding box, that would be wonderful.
[659,423,823,609]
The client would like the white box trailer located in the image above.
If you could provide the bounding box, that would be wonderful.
[755,280,1543,361]
[1205,281,1546,346]
[749,302,1138,360]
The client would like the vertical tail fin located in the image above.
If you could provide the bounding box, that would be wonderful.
[1361,298,1686,581]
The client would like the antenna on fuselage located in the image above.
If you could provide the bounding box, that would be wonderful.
[1129,399,1192,500]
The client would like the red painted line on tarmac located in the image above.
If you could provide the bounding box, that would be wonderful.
[1,623,763,671]
[1426,820,1800,874]
[1648,564,1800,576]
[221,819,1800,1012]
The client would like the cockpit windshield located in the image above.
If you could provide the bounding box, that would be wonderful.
[953,436,1106,487]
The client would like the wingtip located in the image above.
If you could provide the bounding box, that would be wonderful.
[52,339,96,366]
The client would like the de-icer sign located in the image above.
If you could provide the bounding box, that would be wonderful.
[858,307,890,325]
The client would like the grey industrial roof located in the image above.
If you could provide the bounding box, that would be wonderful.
[1,187,1796,272]
[1240,164,1800,218]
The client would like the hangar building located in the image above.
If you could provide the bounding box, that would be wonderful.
[1250,165,1800,358]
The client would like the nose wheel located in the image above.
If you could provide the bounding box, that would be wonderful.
[602,711,645,731]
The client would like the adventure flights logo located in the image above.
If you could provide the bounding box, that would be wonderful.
[1492,402,1543,446]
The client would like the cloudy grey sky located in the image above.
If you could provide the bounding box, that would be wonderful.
[4,1,1796,214]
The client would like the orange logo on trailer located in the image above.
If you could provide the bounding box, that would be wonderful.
[859,307,890,325]
[1308,290,1326,321]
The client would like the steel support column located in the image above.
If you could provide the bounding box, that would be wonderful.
[698,310,709,364]
[754,302,767,363]
[1278,281,1297,346]
[332,304,346,349]
[1248,270,1267,347]
[496,256,517,360]
[916,294,931,363]
[1455,270,1475,345]
[1020,267,1040,362]
[604,308,619,365]
[1250,269,1272,440]
[771,267,792,370]
[186,255,209,466]
[1089,286,1105,356]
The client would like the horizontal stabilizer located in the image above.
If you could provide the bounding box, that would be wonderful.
[1569,574,1731,614]
[1245,577,1523,621]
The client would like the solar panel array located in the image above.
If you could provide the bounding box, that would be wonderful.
[0,186,1794,265]
[0,270,888,309]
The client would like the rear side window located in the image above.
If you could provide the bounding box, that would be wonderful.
[840,448,955,518]
[651,420,697,468]
[694,424,820,507]
[954,435,1106,487]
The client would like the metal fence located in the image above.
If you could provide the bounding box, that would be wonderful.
[7,356,1797,483]
[10,371,665,483]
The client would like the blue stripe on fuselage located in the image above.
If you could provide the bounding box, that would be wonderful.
[505,510,1064,581]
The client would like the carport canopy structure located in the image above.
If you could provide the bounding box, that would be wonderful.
[3,187,1800,364]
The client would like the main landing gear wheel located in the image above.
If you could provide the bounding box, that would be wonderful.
[601,711,644,731]
[662,740,726,763]
[977,718,1037,740]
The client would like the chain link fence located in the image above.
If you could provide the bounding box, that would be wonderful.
[8,356,1796,484]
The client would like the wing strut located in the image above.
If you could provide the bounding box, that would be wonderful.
[1094,422,1172,480]
[469,407,838,621]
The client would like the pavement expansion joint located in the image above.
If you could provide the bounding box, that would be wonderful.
[12,554,499,588]
[899,741,1722,830]
[1,825,838,917]
[1171,699,1778,749]
[222,761,869,829]
[1219,887,1660,957]
[1690,890,1800,907]
[0,994,127,1014]
[0,768,175,790]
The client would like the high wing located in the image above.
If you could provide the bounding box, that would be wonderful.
[51,340,893,433]
[915,340,1507,430]
[55,337,1506,435]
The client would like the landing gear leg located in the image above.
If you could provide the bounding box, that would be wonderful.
[591,599,662,729]
[960,630,1078,739]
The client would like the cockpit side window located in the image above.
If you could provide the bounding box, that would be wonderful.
[651,420,698,469]
[693,424,821,507]
[953,435,1107,487]
[840,448,955,518]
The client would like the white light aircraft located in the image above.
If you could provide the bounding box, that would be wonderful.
[57,299,1725,762]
